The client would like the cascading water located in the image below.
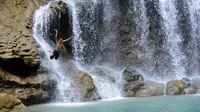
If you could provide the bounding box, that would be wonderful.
[33,0,123,102]
[71,0,200,82]
[33,3,82,102]
[186,0,200,77]
[32,0,200,102]
[159,0,186,79]
[68,0,122,99]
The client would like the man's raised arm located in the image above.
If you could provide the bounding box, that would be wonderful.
[62,37,72,43]
[54,29,58,42]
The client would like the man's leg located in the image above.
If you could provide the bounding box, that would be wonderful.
[50,55,54,60]
[50,50,55,60]
[55,52,59,60]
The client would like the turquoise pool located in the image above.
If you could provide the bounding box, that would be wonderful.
[28,95,200,112]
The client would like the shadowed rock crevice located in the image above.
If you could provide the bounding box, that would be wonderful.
[0,58,38,76]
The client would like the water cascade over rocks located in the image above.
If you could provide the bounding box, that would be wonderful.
[33,0,200,102]
[70,0,200,81]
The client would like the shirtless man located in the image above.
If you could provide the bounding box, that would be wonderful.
[50,29,72,60]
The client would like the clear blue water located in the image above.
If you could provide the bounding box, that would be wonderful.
[28,95,200,112]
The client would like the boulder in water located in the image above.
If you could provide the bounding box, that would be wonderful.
[69,67,101,101]
[166,80,185,95]
[123,81,144,97]
[135,81,165,97]
[166,78,198,95]
[123,67,164,97]
[184,84,198,94]
[0,93,27,112]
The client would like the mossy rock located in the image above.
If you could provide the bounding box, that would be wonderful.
[75,70,95,91]
[70,67,100,101]
[0,93,27,112]
[166,80,185,95]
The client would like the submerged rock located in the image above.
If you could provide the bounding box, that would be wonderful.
[69,67,101,101]
[0,93,27,112]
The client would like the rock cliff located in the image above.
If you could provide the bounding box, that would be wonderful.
[0,0,54,107]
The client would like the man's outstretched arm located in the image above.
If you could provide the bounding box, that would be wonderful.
[62,37,72,43]
[54,29,58,42]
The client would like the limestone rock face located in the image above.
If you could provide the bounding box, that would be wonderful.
[0,0,45,76]
[0,93,27,112]
[0,0,55,106]
[0,68,56,106]
[69,67,100,101]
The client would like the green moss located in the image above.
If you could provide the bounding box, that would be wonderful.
[80,72,94,90]
[172,80,184,88]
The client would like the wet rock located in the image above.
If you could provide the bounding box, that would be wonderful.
[191,77,200,89]
[69,67,101,101]
[123,81,144,97]
[122,67,144,82]
[123,66,164,97]
[0,68,56,105]
[181,78,191,88]
[90,67,107,76]
[0,93,27,112]
[123,67,144,97]
[184,84,198,94]
[166,80,185,95]
[166,78,198,95]
[90,67,116,83]
[135,81,165,97]
[197,89,200,94]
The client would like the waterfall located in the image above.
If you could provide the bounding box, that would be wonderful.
[159,0,186,79]
[32,0,200,102]
[186,0,200,77]
[68,0,122,99]
[71,0,200,81]
[33,3,82,102]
